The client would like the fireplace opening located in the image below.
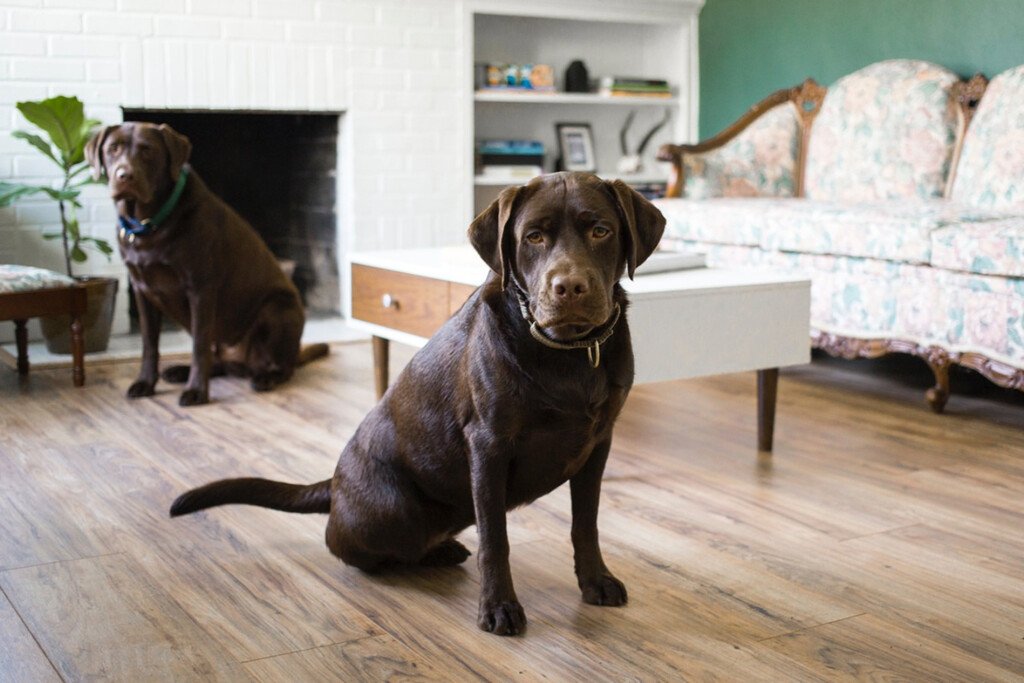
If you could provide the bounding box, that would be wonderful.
[120,108,341,326]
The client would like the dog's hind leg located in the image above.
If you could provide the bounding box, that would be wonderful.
[246,299,303,392]
[418,538,471,567]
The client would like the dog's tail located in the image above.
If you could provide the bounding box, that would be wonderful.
[298,342,330,366]
[169,477,332,517]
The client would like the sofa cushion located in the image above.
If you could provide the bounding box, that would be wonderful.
[759,199,1009,265]
[804,60,961,202]
[683,102,800,199]
[931,217,1024,278]
[654,197,791,248]
[0,265,75,293]
[950,64,1024,210]
[657,196,1010,265]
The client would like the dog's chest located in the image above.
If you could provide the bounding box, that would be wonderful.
[507,392,618,501]
[122,247,191,321]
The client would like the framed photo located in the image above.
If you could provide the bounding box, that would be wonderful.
[556,122,596,172]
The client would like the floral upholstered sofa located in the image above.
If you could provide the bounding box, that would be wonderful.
[654,59,1024,412]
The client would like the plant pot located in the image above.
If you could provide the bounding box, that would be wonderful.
[40,276,119,354]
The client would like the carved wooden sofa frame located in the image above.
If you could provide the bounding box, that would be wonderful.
[656,73,1023,413]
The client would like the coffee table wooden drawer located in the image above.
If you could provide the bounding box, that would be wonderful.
[351,264,454,338]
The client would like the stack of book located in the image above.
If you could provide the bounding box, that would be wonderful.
[477,140,544,179]
[598,76,672,98]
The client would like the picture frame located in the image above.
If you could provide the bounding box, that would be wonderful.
[556,122,596,172]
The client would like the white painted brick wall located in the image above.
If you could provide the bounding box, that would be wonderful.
[0,0,469,342]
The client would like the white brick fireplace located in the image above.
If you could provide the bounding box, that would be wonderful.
[1,0,470,340]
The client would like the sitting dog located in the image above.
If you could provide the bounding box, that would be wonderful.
[169,172,666,635]
[85,122,328,406]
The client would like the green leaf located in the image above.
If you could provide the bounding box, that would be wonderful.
[69,117,102,165]
[11,131,61,168]
[71,244,88,263]
[16,96,90,167]
[84,237,114,260]
[0,182,52,206]
[42,187,81,202]
[42,232,63,240]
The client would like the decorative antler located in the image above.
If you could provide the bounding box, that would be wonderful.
[636,108,672,156]
[619,110,636,156]
[617,108,672,175]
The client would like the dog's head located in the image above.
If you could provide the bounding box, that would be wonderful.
[468,172,665,342]
[85,122,192,205]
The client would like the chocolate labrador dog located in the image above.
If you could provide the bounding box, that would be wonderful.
[169,172,666,635]
[85,122,328,406]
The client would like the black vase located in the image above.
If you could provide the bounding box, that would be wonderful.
[565,60,589,93]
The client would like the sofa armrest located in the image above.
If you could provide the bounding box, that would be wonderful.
[657,79,825,198]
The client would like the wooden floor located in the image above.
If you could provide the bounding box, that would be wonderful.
[1,342,1023,681]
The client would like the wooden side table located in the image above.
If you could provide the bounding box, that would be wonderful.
[1,279,88,387]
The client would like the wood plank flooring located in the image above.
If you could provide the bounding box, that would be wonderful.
[1,342,1022,681]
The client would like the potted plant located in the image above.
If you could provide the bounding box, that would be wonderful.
[0,95,118,353]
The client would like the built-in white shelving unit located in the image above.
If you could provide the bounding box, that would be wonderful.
[465,0,704,214]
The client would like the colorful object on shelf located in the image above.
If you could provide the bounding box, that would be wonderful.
[479,63,555,92]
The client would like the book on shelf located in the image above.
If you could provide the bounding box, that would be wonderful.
[598,75,672,98]
[477,140,544,168]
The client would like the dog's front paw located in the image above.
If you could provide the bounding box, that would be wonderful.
[580,574,628,606]
[178,388,209,407]
[127,379,156,399]
[478,599,526,636]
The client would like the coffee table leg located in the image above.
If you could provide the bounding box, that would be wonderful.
[757,368,779,452]
[372,335,389,400]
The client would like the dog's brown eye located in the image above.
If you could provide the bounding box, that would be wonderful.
[525,232,544,244]
[592,226,611,239]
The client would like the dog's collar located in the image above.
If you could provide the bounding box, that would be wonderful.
[117,165,190,243]
[513,284,621,369]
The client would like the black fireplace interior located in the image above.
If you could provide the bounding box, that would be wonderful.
[121,109,341,320]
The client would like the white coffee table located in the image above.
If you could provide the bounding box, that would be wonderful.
[347,246,810,452]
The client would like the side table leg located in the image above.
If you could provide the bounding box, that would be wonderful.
[757,368,779,452]
[372,335,389,400]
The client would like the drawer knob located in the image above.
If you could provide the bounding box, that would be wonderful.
[381,293,396,309]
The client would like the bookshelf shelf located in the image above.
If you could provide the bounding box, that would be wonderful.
[473,91,680,106]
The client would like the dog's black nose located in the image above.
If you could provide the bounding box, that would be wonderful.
[551,274,588,301]
[115,166,132,181]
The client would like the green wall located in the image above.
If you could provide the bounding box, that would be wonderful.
[698,0,1024,139]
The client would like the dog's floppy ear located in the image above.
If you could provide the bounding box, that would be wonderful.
[84,125,117,181]
[606,179,666,279]
[156,124,192,181]
[468,184,523,289]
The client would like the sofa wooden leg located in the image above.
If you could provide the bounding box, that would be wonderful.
[924,350,951,414]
